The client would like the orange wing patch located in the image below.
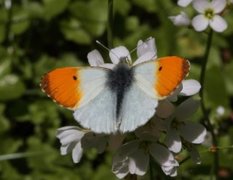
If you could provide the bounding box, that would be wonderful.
[40,67,82,110]
[155,56,190,98]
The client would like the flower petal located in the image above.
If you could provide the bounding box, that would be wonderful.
[169,11,190,26]
[161,160,179,177]
[112,155,129,179]
[156,100,175,118]
[109,46,131,64]
[168,84,182,102]
[192,14,209,32]
[175,97,200,120]
[128,149,149,176]
[72,142,83,163]
[112,141,140,179]
[136,37,157,58]
[165,128,182,153]
[180,79,201,96]
[59,131,84,146]
[193,0,210,13]
[149,143,174,166]
[60,144,69,155]
[81,133,107,153]
[99,63,115,69]
[87,50,104,66]
[209,15,228,32]
[179,122,207,144]
[177,0,193,7]
[56,129,84,141]
[133,52,157,66]
[211,0,226,13]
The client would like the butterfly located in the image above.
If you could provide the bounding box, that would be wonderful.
[40,56,189,134]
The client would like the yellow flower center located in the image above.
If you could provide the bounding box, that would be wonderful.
[204,8,214,19]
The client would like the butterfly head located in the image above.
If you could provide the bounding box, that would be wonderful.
[119,56,132,66]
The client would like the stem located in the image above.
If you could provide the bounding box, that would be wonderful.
[107,0,114,48]
[199,29,219,179]
[3,0,13,47]
[149,156,155,180]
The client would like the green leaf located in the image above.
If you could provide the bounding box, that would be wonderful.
[125,16,139,32]
[42,0,70,20]
[11,6,29,35]
[205,65,229,108]
[0,74,25,101]
[0,60,11,77]
[69,0,107,37]
[60,18,91,44]
[0,8,7,43]
[132,0,157,12]
[224,60,233,95]
[115,0,131,15]
[0,104,10,132]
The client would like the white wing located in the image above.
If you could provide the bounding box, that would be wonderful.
[71,67,119,133]
[117,61,159,133]
[118,82,158,133]
[73,87,118,134]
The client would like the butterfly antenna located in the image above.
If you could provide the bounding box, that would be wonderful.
[96,40,120,60]
[129,37,153,54]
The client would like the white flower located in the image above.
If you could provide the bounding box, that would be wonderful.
[112,134,179,178]
[56,126,86,163]
[216,105,225,116]
[168,79,201,102]
[56,126,108,163]
[164,98,207,155]
[177,0,193,7]
[87,37,157,68]
[169,11,191,26]
[191,0,227,32]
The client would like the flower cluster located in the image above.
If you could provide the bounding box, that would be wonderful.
[56,37,206,178]
[169,0,229,32]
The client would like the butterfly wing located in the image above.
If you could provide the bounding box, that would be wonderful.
[41,66,118,133]
[118,56,190,133]
[133,56,190,99]
[118,82,158,132]
[73,87,118,133]
[41,67,109,110]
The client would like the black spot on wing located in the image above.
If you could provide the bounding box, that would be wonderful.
[73,76,77,80]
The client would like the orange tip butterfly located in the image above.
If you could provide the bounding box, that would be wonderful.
[40,56,189,134]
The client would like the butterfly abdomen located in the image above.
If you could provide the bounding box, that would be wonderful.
[107,64,134,119]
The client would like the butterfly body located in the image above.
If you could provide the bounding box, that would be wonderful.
[107,63,134,119]
[41,56,189,134]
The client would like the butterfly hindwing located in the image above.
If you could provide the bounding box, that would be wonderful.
[73,87,118,133]
[118,82,158,133]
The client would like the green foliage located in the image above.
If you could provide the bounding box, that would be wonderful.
[0,0,232,179]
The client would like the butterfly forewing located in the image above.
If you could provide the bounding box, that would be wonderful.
[133,56,190,100]
[41,67,82,109]
[155,56,190,98]
[40,67,109,110]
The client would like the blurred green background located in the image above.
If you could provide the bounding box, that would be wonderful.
[0,0,233,179]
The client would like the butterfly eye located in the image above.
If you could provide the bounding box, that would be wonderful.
[159,66,163,71]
